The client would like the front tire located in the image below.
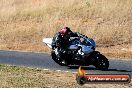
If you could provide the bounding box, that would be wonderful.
[95,54,109,70]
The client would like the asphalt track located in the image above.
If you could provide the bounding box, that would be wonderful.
[0,50,132,77]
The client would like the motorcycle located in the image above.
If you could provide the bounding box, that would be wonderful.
[43,34,109,70]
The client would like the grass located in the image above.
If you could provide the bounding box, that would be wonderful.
[0,64,88,88]
[0,64,131,88]
[0,0,131,58]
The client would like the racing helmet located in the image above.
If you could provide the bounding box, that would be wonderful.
[59,27,72,36]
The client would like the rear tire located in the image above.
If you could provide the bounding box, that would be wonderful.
[51,51,67,66]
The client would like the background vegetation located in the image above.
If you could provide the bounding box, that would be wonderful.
[0,0,131,57]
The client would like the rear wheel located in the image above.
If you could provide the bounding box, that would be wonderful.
[51,51,67,66]
[95,54,109,70]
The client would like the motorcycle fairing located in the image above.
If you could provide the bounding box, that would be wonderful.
[43,38,52,48]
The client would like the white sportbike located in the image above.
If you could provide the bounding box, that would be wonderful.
[43,34,109,70]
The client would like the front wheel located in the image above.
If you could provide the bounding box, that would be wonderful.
[94,54,109,70]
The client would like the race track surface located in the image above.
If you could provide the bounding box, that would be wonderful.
[0,50,132,76]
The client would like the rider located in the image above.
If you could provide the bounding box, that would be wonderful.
[52,27,80,51]
[51,27,86,64]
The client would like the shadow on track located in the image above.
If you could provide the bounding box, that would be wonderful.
[68,66,132,72]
